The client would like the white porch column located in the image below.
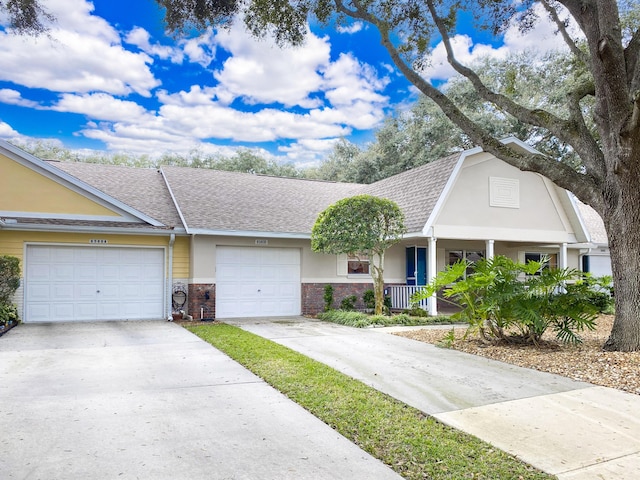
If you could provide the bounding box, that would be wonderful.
[485,239,495,259]
[428,236,438,316]
[559,242,568,269]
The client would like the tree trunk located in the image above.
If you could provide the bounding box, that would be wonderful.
[371,252,385,315]
[603,177,640,351]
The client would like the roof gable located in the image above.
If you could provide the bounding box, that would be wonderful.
[0,140,164,228]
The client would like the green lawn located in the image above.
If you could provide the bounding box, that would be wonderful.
[187,323,554,480]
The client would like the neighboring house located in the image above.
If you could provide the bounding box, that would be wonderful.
[0,137,609,322]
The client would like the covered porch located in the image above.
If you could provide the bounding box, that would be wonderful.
[387,238,576,315]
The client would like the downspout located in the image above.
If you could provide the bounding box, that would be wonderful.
[167,233,175,320]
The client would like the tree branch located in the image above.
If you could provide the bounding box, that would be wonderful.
[540,0,589,64]
[334,0,600,208]
[425,0,604,185]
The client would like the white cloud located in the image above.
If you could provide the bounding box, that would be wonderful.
[212,24,329,108]
[278,138,340,164]
[180,29,217,67]
[52,93,150,122]
[0,0,159,96]
[125,27,184,63]
[337,22,364,34]
[0,120,22,139]
[0,89,40,108]
[421,3,581,82]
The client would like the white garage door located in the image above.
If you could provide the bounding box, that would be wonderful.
[25,245,165,322]
[216,246,300,318]
[588,255,612,278]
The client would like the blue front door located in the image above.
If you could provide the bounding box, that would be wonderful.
[406,247,427,285]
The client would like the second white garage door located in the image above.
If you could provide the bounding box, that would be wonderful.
[216,246,301,318]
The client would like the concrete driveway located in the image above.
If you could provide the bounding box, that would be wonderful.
[225,316,640,480]
[0,321,401,480]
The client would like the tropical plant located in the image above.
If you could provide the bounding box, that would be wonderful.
[413,256,598,345]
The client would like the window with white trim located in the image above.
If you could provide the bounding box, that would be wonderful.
[347,253,370,275]
[448,250,484,276]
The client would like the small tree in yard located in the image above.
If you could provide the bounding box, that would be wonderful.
[311,195,406,315]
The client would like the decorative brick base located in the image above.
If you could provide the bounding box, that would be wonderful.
[187,283,216,320]
[302,283,377,315]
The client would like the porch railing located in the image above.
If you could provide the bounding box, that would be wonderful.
[388,285,429,311]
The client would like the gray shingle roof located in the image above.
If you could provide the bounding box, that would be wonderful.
[362,153,461,232]
[575,200,608,245]
[43,155,462,235]
[49,161,183,228]
[161,166,361,234]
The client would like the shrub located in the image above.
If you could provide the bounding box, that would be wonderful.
[323,284,334,312]
[0,255,20,304]
[0,303,18,327]
[404,304,429,317]
[318,309,454,328]
[413,255,599,345]
[340,295,357,311]
[317,310,370,327]
[363,289,375,310]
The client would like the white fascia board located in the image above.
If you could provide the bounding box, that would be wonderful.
[500,136,540,154]
[1,140,164,227]
[566,193,592,243]
[0,211,149,223]
[0,222,186,236]
[402,231,429,239]
[421,149,475,235]
[188,228,311,239]
[159,167,190,233]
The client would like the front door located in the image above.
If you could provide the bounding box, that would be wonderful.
[406,247,427,286]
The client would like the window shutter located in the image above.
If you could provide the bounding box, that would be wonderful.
[337,253,348,276]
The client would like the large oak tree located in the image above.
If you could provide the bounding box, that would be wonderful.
[4,0,640,350]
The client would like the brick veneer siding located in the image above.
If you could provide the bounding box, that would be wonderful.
[302,282,382,315]
[188,283,216,320]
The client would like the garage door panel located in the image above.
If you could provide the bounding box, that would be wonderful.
[74,303,97,319]
[216,246,300,318]
[75,265,97,281]
[25,245,165,323]
[101,265,120,281]
[28,304,50,322]
[53,264,75,282]
[75,249,98,263]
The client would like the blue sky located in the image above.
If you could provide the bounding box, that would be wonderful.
[0,0,567,166]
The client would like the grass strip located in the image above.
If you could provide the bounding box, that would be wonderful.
[187,323,553,480]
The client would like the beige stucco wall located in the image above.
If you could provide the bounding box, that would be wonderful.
[0,154,119,217]
[434,155,576,243]
[190,235,408,284]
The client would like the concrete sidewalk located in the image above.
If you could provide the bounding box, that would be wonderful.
[0,321,401,480]
[226,316,640,480]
